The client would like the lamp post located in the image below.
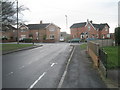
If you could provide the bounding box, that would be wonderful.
[16,0,19,44]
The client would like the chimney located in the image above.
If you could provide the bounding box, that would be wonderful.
[90,20,93,23]
[40,20,42,24]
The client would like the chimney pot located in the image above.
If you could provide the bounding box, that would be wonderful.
[40,20,42,24]
[90,20,93,23]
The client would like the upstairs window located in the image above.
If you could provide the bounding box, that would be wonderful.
[105,26,108,31]
[49,26,55,31]
[88,26,90,30]
[96,28,99,31]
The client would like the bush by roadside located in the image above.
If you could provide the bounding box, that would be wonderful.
[80,43,87,50]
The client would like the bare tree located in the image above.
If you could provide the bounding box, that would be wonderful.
[1,0,29,31]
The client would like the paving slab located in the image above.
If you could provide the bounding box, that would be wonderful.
[61,45,107,88]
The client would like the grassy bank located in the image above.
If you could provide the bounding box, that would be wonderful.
[1,44,33,52]
[102,46,119,69]
[80,43,87,50]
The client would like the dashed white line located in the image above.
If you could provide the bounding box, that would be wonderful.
[57,46,75,88]
[28,72,46,90]
[51,63,57,67]
[28,61,33,65]
[19,66,25,69]
[51,63,55,67]
[8,72,13,75]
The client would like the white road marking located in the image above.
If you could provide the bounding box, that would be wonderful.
[8,72,13,75]
[19,66,25,69]
[51,63,55,67]
[57,46,75,88]
[51,63,57,67]
[28,72,46,90]
[28,61,33,65]
[69,48,72,52]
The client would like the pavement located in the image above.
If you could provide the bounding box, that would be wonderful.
[61,45,107,88]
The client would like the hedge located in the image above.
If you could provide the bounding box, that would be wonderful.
[115,27,120,45]
[23,38,33,43]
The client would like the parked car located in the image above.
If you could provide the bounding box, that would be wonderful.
[85,38,98,42]
[60,37,65,42]
[68,38,81,43]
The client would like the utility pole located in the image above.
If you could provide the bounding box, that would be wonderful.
[118,1,120,27]
[65,15,68,31]
[16,0,19,44]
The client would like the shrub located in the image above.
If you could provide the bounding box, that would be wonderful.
[23,38,33,43]
[115,27,120,45]
[2,37,8,40]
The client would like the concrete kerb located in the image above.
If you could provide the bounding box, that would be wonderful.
[57,45,75,89]
[2,45,43,55]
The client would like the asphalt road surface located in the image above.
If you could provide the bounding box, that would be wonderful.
[3,43,72,89]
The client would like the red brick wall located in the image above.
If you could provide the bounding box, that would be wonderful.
[71,27,86,39]
[2,30,16,39]
[18,30,29,39]
[86,23,98,38]
[100,25,109,38]
[46,24,60,42]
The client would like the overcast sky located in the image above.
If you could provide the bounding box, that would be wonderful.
[17,0,119,33]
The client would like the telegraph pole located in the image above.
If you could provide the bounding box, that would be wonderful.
[16,0,19,44]
[65,15,68,30]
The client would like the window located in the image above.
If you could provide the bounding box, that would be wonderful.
[49,26,55,31]
[36,32,38,36]
[96,28,99,31]
[88,26,90,30]
[102,34,105,39]
[105,26,108,31]
[50,35,54,39]
[21,30,26,32]
[20,35,26,40]
[96,34,99,38]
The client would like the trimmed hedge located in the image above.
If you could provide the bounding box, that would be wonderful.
[23,38,33,43]
[2,37,8,40]
[115,27,120,45]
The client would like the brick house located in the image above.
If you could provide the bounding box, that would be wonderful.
[27,21,61,42]
[2,25,17,40]
[70,19,110,39]
[18,24,29,41]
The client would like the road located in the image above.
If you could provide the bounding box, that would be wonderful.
[3,43,72,89]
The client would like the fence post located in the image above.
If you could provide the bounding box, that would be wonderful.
[96,43,100,68]
[105,52,108,78]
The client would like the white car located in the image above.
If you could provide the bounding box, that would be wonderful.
[60,37,65,42]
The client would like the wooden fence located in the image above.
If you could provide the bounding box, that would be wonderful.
[87,39,113,67]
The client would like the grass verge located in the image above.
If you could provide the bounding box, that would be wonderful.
[101,46,119,69]
[1,44,33,52]
[80,43,87,50]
